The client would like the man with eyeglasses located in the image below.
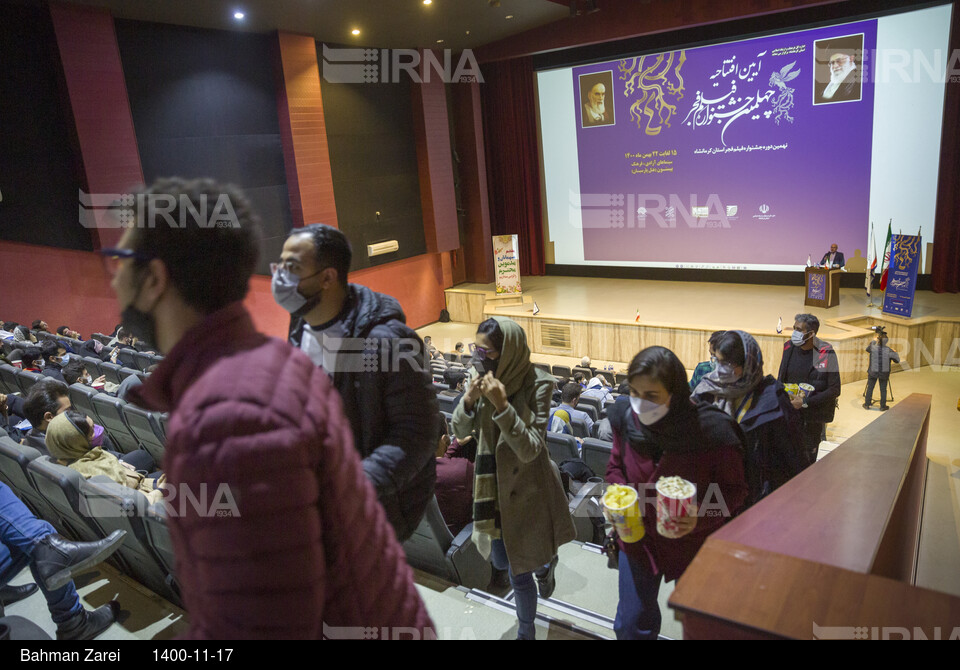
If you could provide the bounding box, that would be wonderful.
[101,179,431,639]
[277,224,437,543]
[815,48,861,104]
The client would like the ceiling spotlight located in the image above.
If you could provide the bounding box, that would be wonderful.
[436,39,444,44]
[233,11,245,20]
[505,14,514,19]
[351,28,360,35]
[423,0,432,4]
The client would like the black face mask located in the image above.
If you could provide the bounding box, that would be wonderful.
[121,272,158,351]
[481,357,499,376]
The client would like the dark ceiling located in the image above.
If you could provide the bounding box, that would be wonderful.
[57,0,571,51]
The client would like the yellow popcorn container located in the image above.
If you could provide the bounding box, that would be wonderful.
[602,484,644,543]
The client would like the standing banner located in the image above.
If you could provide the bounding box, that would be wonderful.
[881,234,921,317]
[493,235,522,294]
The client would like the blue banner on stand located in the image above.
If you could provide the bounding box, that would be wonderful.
[882,234,921,317]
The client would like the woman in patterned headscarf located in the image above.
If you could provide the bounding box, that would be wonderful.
[452,317,575,640]
[693,330,805,506]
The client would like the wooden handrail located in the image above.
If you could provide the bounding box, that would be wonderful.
[667,394,958,639]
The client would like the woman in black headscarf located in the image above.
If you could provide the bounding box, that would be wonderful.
[693,330,805,506]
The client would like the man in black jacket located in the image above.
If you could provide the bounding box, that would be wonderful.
[777,313,841,466]
[275,224,437,542]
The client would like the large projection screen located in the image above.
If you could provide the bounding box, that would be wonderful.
[538,3,952,273]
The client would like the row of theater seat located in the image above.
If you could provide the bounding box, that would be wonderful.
[0,436,182,605]
[1,332,163,373]
[0,365,169,466]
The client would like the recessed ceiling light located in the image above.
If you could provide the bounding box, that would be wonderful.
[351,28,360,35]
[505,15,514,19]
[436,39,444,44]
[233,12,245,20]
[423,0,432,4]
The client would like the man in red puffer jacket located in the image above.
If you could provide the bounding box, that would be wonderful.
[111,177,431,639]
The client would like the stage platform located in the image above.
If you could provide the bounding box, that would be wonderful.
[443,275,960,386]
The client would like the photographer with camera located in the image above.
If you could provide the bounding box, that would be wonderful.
[864,326,899,411]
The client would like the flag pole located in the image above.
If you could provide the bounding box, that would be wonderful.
[866,221,877,308]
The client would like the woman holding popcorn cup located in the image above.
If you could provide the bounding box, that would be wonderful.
[605,346,748,639]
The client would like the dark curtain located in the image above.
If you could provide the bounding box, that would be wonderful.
[932,4,960,293]
[481,57,546,276]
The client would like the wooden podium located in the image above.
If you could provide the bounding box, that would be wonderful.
[804,267,842,308]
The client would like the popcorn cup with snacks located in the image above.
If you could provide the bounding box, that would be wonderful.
[602,484,645,543]
[798,383,815,408]
[655,476,697,538]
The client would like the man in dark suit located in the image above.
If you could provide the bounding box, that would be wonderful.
[820,243,845,268]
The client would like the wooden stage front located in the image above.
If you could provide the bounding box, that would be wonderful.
[444,275,960,385]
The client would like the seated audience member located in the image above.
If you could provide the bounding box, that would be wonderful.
[0,481,126,640]
[548,407,574,435]
[454,342,464,355]
[549,382,595,436]
[552,378,568,405]
[61,360,106,389]
[580,356,593,371]
[19,347,44,373]
[32,320,51,334]
[423,335,444,361]
[40,341,67,383]
[20,380,135,464]
[573,371,587,387]
[0,322,17,339]
[689,330,726,391]
[443,368,467,393]
[45,411,163,504]
[107,328,139,356]
[79,338,113,363]
[582,375,613,403]
[434,416,475,536]
[13,325,37,344]
[57,325,83,341]
[21,380,72,452]
[693,330,805,506]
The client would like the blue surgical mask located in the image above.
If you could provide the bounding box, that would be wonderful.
[271,266,323,317]
[791,330,809,346]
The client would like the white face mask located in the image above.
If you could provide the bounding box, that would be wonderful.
[630,396,671,425]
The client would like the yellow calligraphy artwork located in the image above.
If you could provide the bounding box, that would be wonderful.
[618,51,686,137]
[894,236,920,271]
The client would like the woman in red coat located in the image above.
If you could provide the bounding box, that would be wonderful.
[606,346,748,639]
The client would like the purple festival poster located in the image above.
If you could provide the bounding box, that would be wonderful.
[574,20,877,266]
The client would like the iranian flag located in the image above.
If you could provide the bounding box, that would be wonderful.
[878,220,893,291]
[865,222,877,296]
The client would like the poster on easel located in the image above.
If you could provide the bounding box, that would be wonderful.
[881,234,921,318]
[493,235,522,294]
